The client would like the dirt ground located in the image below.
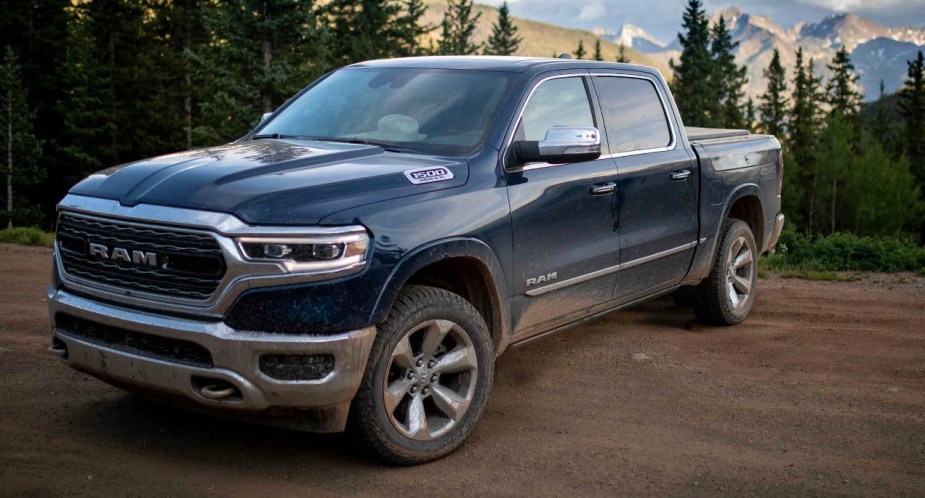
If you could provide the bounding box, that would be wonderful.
[1,243,923,497]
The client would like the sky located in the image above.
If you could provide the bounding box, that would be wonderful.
[481,0,925,42]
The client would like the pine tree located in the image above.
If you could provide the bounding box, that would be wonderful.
[57,9,117,187]
[0,0,70,222]
[871,80,894,150]
[573,40,586,60]
[789,49,824,233]
[617,42,629,63]
[326,0,407,65]
[814,114,854,234]
[825,46,862,121]
[844,135,923,236]
[192,0,327,145]
[593,39,603,61]
[669,0,715,127]
[438,0,481,55]
[898,50,925,187]
[744,98,756,132]
[0,47,43,228]
[151,0,209,151]
[710,15,747,128]
[397,0,432,56]
[485,1,520,56]
[758,48,788,138]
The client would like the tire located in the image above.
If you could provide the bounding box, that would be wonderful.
[350,285,495,465]
[692,219,759,326]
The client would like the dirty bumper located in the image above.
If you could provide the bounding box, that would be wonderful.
[47,288,376,432]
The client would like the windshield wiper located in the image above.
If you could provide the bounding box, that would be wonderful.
[251,133,309,140]
[312,137,420,154]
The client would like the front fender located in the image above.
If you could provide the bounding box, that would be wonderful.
[369,237,513,353]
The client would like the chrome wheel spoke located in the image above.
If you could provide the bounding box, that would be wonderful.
[729,237,744,262]
[434,345,477,374]
[390,335,415,369]
[728,281,740,307]
[406,394,430,440]
[420,320,452,360]
[733,275,751,294]
[431,384,469,422]
[384,378,412,415]
[733,249,752,270]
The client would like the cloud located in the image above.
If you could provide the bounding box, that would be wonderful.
[576,0,608,22]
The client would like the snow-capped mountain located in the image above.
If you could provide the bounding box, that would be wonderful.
[592,24,667,54]
[595,8,925,101]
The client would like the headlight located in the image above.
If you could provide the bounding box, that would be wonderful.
[236,229,369,274]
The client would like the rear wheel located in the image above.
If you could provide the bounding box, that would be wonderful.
[692,219,758,325]
[350,285,494,465]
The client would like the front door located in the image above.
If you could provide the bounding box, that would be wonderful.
[506,74,621,337]
[590,74,698,301]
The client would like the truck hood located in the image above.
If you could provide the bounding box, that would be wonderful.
[69,139,469,225]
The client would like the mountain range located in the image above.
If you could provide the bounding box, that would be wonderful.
[595,8,925,101]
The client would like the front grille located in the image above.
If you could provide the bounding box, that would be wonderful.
[55,313,213,368]
[56,213,226,300]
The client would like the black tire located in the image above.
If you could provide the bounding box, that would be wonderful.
[350,285,495,465]
[692,219,759,326]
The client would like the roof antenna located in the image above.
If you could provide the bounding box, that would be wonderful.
[557,53,572,59]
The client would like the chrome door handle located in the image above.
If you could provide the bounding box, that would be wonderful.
[590,182,616,196]
[670,170,691,181]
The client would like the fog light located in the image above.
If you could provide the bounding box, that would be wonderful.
[259,354,334,380]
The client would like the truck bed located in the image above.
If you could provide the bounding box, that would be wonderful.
[685,127,751,142]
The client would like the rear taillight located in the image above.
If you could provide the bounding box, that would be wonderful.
[777,151,784,195]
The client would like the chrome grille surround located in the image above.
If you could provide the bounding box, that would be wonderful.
[57,212,227,300]
[54,194,369,318]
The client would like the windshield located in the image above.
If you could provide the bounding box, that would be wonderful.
[257,68,516,157]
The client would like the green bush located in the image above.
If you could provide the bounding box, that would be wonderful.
[764,228,925,273]
[0,227,54,247]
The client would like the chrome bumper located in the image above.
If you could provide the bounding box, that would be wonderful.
[47,287,376,431]
[766,213,785,252]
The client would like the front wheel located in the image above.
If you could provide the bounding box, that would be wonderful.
[350,285,494,465]
[692,219,759,325]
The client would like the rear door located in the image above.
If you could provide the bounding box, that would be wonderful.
[506,73,622,337]
[590,73,698,301]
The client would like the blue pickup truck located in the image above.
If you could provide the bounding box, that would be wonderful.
[48,56,784,464]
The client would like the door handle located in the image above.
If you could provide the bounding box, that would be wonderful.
[590,182,616,196]
[670,170,691,181]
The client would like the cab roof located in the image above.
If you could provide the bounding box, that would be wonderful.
[349,55,659,76]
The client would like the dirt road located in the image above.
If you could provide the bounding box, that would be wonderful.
[1,243,923,497]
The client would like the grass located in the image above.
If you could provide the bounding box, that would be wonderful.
[0,227,55,247]
[758,228,925,281]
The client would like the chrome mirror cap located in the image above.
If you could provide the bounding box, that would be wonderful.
[538,126,601,156]
[510,126,602,167]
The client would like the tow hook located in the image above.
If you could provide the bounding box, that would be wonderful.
[47,339,68,359]
[199,383,239,400]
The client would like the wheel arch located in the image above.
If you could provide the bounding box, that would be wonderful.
[370,238,512,355]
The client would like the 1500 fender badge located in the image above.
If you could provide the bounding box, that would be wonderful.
[404,167,454,185]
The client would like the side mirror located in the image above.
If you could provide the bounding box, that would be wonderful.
[511,126,602,166]
[259,112,273,125]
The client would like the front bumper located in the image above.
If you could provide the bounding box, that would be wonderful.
[48,287,376,432]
